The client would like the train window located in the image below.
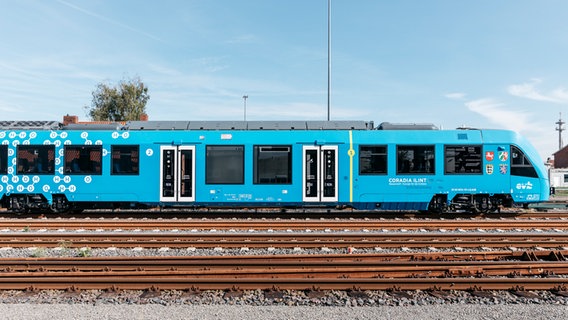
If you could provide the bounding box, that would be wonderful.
[510,146,538,178]
[206,145,244,184]
[17,145,55,174]
[444,145,482,174]
[64,146,102,175]
[359,145,387,174]
[0,145,7,174]
[111,145,139,175]
[396,145,435,174]
[254,145,292,184]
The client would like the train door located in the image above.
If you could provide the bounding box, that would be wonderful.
[160,146,195,202]
[302,145,338,202]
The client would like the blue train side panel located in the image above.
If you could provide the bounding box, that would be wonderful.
[0,121,549,213]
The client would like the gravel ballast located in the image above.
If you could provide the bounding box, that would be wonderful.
[0,225,566,319]
[0,304,567,320]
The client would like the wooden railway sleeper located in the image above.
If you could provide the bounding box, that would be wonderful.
[521,251,538,261]
[552,285,568,297]
[140,285,161,299]
[475,270,487,278]
[97,286,122,299]
[263,287,285,300]
[548,251,566,261]
[468,286,496,298]
[540,270,556,277]
[25,285,39,293]
[427,286,454,299]
[507,271,522,278]
[510,286,541,299]
[306,286,325,299]
[66,285,81,293]
[223,286,244,298]
[188,285,201,294]
[347,287,368,299]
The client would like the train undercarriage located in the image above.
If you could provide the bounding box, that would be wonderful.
[1,193,521,215]
[428,193,515,214]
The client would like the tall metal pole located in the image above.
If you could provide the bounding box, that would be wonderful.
[243,95,248,121]
[556,112,565,150]
[327,0,331,121]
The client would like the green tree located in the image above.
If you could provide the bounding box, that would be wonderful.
[89,76,150,121]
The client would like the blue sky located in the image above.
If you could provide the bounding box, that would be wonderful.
[1,1,567,160]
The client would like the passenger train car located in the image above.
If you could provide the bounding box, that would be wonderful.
[0,120,549,214]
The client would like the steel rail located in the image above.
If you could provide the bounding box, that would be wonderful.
[1,249,559,264]
[0,232,568,248]
[0,252,567,292]
[3,276,568,291]
[1,218,568,231]
[0,270,567,291]
[2,259,567,277]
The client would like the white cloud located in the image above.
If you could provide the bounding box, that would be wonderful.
[507,79,568,103]
[444,92,466,100]
[465,98,530,131]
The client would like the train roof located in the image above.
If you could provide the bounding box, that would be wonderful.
[0,120,446,131]
[0,121,62,130]
[124,120,376,130]
[377,122,439,130]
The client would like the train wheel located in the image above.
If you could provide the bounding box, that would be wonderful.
[475,195,496,214]
[427,195,447,214]
[51,195,71,215]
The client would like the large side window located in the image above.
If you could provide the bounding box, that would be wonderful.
[511,145,538,178]
[396,145,435,174]
[111,145,139,175]
[444,145,482,174]
[65,145,102,175]
[17,145,55,174]
[254,145,292,184]
[359,145,387,175]
[206,145,244,184]
[0,145,7,174]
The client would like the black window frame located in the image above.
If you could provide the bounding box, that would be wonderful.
[206,145,244,184]
[111,145,139,175]
[396,145,435,174]
[444,145,482,175]
[64,145,103,175]
[359,145,387,175]
[17,145,55,175]
[253,145,292,184]
[0,145,7,174]
[510,145,538,178]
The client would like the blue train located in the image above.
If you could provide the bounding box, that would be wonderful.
[0,120,549,214]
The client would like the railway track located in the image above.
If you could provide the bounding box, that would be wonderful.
[1,215,567,294]
[0,252,567,291]
[0,217,567,231]
[3,207,568,220]
[1,232,568,249]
